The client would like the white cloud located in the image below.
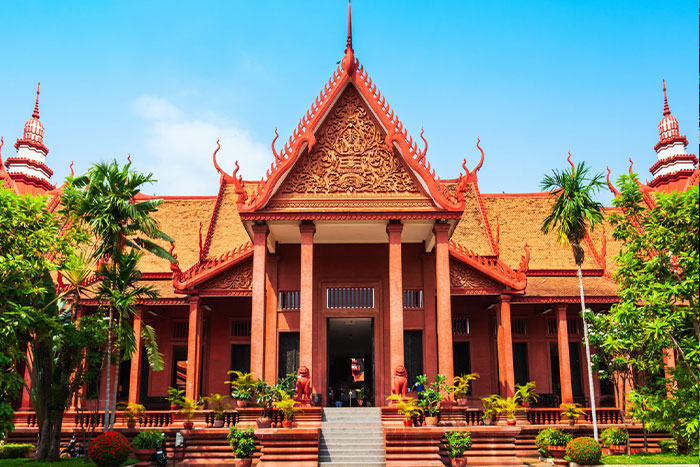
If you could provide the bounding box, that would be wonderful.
[131,95,270,195]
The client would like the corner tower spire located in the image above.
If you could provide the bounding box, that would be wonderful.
[648,78,697,192]
[33,81,41,119]
[341,0,356,75]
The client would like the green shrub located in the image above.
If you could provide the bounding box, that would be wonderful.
[89,431,130,467]
[132,429,165,449]
[600,427,627,447]
[227,427,256,459]
[536,428,572,456]
[0,443,34,459]
[658,439,678,453]
[566,437,601,465]
[445,430,472,458]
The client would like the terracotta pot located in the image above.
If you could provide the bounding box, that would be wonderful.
[521,402,530,408]
[237,399,248,408]
[451,456,467,467]
[234,458,253,467]
[256,417,272,428]
[456,398,467,406]
[170,403,180,410]
[548,445,567,459]
[424,416,438,426]
[183,421,194,430]
[402,419,413,427]
[357,400,364,406]
[126,419,136,429]
[133,448,155,466]
[282,419,294,428]
[506,418,517,426]
[213,419,224,428]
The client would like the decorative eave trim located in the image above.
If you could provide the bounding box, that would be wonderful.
[4,156,54,177]
[449,240,528,291]
[649,167,698,188]
[80,298,188,306]
[219,58,466,213]
[6,172,55,192]
[171,242,253,290]
[199,289,252,297]
[239,211,463,221]
[468,179,498,256]
[526,269,605,277]
[201,179,228,258]
[511,296,619,304]
[451,287,504,295]
[14,138,49,155]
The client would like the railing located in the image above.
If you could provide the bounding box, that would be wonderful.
[465,409,484,425]
[527,408,562,424]
[527,407,623,425]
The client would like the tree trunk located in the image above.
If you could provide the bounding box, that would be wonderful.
[109,350,122,430]
[103,306,113,429]
[577,265,599,440]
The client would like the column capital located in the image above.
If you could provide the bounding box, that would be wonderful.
[189,294,200,305]
[499,294,512,303]
[252,222,269,235]
[386,220,404,234]
[432,221,450,235]
[555,303,568,312]
[299,221,316,236]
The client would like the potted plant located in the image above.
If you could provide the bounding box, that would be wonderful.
[480,395,501,425]
[600,427,627,455]
[274,393,302,428]
[544,429,572,464]
[226,371,259,408]
[254,381,278,428]
[560,402,585,426]
[356,387,366,406]
[203,393,230,428]
[178,397,202,429]
[120,401,145,429]
[514,381,539,407]
[227,427,256,467]
[449,373,480,406]
[416,374,448,426]
[132,429,165,465]
[166,386,185,410]
[386,394,423,426]
[445,430,472,467]
[497,396,522,425]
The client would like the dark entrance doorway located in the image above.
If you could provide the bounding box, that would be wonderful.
[327,318,374,407]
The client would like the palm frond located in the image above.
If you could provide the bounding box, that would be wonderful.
[141,324,164,371]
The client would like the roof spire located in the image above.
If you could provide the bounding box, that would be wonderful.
[346,0,353,53]
[32,81,41,119]
[662,78,670,116]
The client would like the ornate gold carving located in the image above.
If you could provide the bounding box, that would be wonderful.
[281,87,420,195]
[450,260,499,289]
[200,261,253,290]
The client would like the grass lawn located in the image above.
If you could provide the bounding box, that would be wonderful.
[602,452,699,464]
[0,459,137,466]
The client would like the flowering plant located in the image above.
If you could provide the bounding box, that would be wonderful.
[89,431,130,467]
[565,437,602,465]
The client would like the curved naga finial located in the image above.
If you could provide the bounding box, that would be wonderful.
[169,242,182,275]
[127,154,132,165]
[417,127,428,162]
[271,128,282,163]
[473,137,485,174]
[69,161,74,177]
[212,139,224,175]
[518,242,530,274]
[567,151,575,171]
[628,157,634,174]
[606,167,620,197]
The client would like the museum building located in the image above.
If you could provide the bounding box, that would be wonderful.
[2,13,697,412]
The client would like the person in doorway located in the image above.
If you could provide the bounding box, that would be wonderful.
[328,386,334,407]
[334,387,343,407]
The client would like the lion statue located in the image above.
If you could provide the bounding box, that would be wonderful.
[295,366,312,403]
[391,365,408,398]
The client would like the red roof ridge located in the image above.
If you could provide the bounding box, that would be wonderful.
[449,240,527,291]
[172,241,253,290]
[0,137,20,194]
[481,191,554,198]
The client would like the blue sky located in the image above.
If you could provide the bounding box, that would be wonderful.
[1,1,697,203]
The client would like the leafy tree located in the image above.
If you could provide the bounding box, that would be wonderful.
[0,184,107,460]
[541,158,605,439]
[61,159,173,430]
[592,173,698,452]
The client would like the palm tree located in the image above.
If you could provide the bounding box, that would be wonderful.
[541,157,605,440]
[61,159,174,429]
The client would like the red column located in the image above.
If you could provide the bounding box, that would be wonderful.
[434,223,454,383]
[556,304,574,405]
[497,294,515,397]
[387,221,404,374]
[264,255,279,384]
[299,222,316,380]
[186,295,202,400]
[128,310,143,403]
[20,355,32,409]
[422,252,437,379]
[250,223,269,379]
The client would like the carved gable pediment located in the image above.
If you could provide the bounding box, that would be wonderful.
[267,85,436,211]
[450,258,501,291]
[199,260,253,290]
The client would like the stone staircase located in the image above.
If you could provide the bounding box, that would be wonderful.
[319,407,385,467]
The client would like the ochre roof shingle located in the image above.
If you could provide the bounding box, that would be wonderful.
[523,275,619,298]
